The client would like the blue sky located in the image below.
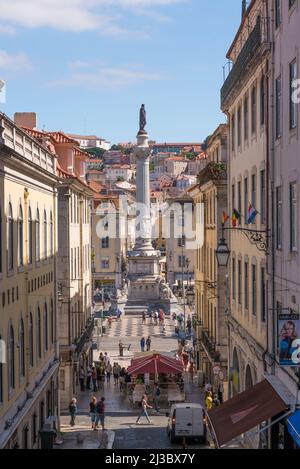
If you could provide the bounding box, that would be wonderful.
[0,0,242,144]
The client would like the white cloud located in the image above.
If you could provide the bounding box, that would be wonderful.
[0,49,31,72]
[50,64,162,89]
[0,0,185,34]
[0,24,16,34]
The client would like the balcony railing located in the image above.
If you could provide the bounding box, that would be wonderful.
[221,17,269,108]
[197,162,227,185]
[201,329,221,362]
[75,316,95,355]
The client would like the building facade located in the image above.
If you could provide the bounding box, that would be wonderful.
[191,124,229,400]
[0,113,59,449]
[221,0,270,419]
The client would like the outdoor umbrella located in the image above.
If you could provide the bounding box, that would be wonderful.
[127,353,183,375]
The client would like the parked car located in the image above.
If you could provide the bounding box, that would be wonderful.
[166,403,206,444]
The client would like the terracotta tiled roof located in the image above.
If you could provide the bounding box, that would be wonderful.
[88,180,106,193]
[48,132,80,146]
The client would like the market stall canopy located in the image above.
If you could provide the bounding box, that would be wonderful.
[207,379,288,448]
[287,410,300,448]
[128,353,183,375]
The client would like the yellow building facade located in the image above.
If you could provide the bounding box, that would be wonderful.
[0,113,59,449]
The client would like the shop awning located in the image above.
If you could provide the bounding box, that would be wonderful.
[287,410,300,448]
[206,379,288,448]
[128,353,183,375]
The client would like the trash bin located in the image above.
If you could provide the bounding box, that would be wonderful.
[39,428,56,449]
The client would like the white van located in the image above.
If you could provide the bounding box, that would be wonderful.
[166,403,207,444]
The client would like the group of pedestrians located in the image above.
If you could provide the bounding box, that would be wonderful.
[142,309,166,331]
[89,396,106,431]
[140,336,151,352]
[204,381,223,410]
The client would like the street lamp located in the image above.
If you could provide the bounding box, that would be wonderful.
[215,226,231,267]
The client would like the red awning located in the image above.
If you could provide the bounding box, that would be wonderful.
[128,353,183,375]
[207,379,288,448]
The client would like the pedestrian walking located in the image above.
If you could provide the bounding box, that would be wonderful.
[153,382,161,413]
[95,397,106,431]
[113,363,120,386]
[150,311,154,325]
[146,336,151,352]
[182,351,189,371]
[96,365,104,390]
[79,366,85,391]
[89,396,97,429]
[142,311,146,325]
[119,340,124,357]
[154,310,158,326]
[69,398,77,426]
[140,337,145,353]
[205,391,213,410]
[86,366,92,390]
[136,395,152,425]
[212,394,220,407]
[104,352,110,367]
[92,366,98,392]
[105,362,112,385]
[119,367,126,392]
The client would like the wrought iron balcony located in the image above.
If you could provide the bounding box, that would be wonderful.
[201,329,221,362]
[221,17,269,109]
[75,316,95,355]
[197,162,227,186]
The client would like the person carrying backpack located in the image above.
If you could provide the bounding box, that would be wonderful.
[95,397,106,431]
[153,382,161,413]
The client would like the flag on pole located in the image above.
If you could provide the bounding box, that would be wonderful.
[222,211,230,225]
[247,204,258,224]
[232,209,241,228]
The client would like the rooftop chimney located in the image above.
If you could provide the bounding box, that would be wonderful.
[14,112,37,130]
[242,0,247,20]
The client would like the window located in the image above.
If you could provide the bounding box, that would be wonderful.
[276,187,282,249]
[101,257,109,269]
[260,170,266,224]
[232,258,236,301]
[290,183,298,251]
[101,237,109,249]
[36,209,40,262]
[244,95,249,141]
[178,255,186,268]
[43,210,47,260]
[50,212,53,257]
[289,0,296,10]
[238,181,242,226]
[178,236,186,247]
[50,300,54,345]
[251,86,257,134]
[0,205,2,274]
[244,261,249,310]
[276,76,282,138]
[28,207,33,264]
[8,202,14,270]
[244,177,248,225]
[231,113,235,152]
[260,76,265,126]
[252,265,257,316]
[238,260,242,305]
[261,267,266,323]
[18,205,24,267]
[275,0,281,28]
[290,60,297,130]
[232,183,235,215]
[44,304,48,352]
[8,324,15,391]
[237,106,242,147]
[251,174,256,209]
[37,308,41,360]
[29,312,34,367]
[19,319,25,378]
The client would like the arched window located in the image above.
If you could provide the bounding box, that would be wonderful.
[18,205,24,267]
[50,299,54,345]
[50,211,53,258]
[36,209,40,262]
[37,308,41,359]
[8,324,15,391]
[43,210,47,260]
[44,303,48,352]
[29,313,34,367]
[28,207,33,265]
[8,203,14,270]
[19,319,25,378]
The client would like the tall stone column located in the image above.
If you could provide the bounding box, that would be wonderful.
[134,130,153,251]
